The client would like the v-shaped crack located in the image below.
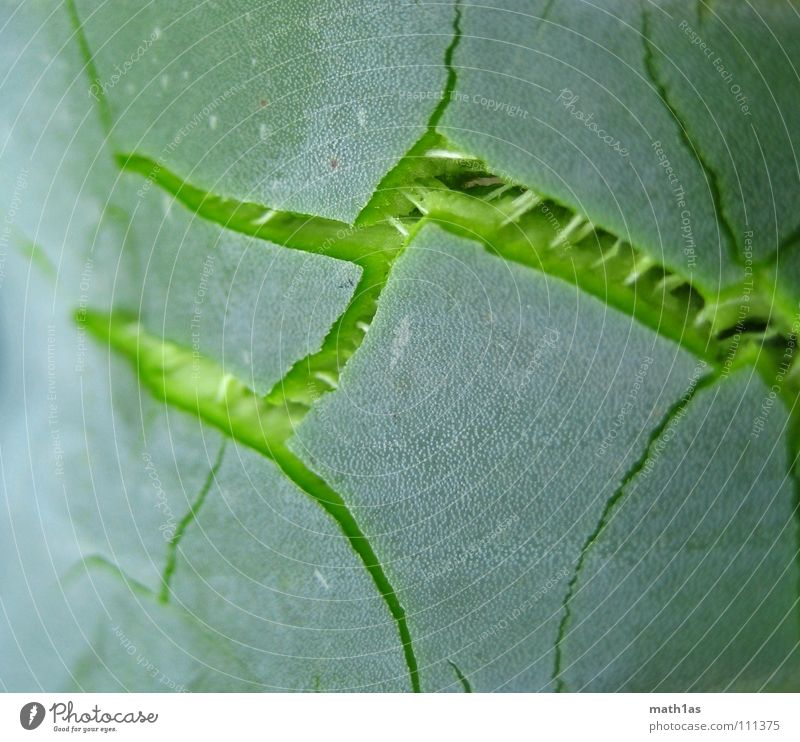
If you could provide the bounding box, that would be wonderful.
[80,311,421,691]
[70,0,467,694]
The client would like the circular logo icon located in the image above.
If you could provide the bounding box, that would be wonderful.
[19,702,45,730]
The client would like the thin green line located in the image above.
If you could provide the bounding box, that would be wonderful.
[552,371,718,691]
[448,660,473,692]
[428,0,463,130]
[159,439,228,603]
[64,0,113,134]
[641,7,741,266]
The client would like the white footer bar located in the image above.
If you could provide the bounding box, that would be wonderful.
[1,693,797,741]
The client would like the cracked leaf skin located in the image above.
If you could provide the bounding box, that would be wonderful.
[75,0,455,223]
[170,442,410,691]
[110,173,364,396]
[442,0,800,293]
[2,0,800,693]
[560,373,800,692]
[292,225,701,691]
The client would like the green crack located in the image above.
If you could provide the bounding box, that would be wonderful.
[408,181,715,360]
[396,174,800,432]
[77,0,798,377]
[65,0,113,135]
[539,0,558,27]
[447,660,473,692]
[353,0,465,228]
[269,0,465,405]
[119,152,405,405]
[267,250,398,405]
[119,138,800,381]
[80,310,421,692]
[116,125,800,461]
[159,439,228,603]
[64,554,156,600]
[117,153,405,263]
[111,0,468,414]
[641,5,741,267]
[552,368,719,692]
[118,145,800,430]
[429,0,463,131]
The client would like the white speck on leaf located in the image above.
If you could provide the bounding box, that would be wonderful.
[390,315,412,370]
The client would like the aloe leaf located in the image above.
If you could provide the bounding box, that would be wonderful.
[2,0,799,694]
[102,173,364,395]
[65,565,257,691]
[0,0,410,692]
